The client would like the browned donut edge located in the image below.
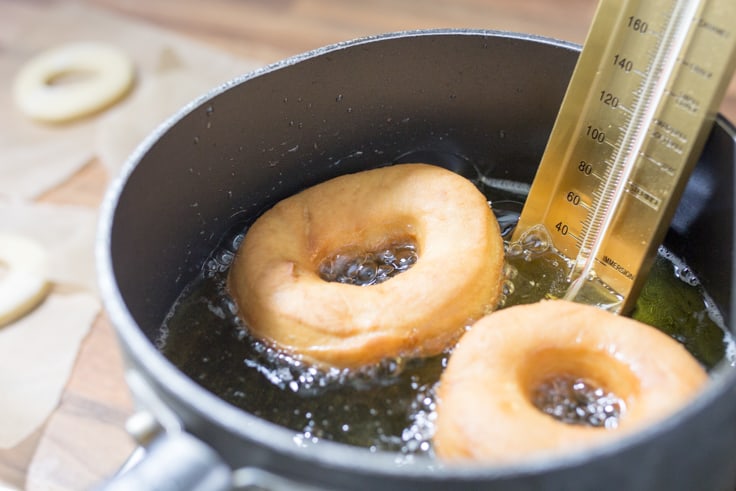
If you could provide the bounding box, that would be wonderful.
[228,163,506,368]
[434,299,708,464]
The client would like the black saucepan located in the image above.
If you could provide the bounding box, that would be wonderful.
[97,30,736,490]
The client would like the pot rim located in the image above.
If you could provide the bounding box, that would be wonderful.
[96,27,736,481]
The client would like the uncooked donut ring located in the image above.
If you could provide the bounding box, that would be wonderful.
[0,234,50,326]
[434,300,708,463]
[228,163,505,368]
[13,42,134,123]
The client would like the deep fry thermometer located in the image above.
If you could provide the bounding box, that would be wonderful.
[513,0,736,313]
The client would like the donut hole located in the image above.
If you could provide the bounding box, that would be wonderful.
[44,69,97,87]
[317,237,418,286]
[519,347,640,429]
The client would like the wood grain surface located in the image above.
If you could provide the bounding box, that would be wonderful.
[1,1,734,489]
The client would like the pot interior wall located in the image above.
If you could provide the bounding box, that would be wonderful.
[110,32,576,336]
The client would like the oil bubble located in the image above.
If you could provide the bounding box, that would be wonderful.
[519,224,552,255]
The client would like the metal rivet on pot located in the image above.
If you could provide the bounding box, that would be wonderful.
[125,410,163,447]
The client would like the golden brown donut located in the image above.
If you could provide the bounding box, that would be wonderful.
[434,300,708,463]
[228,163,505,368]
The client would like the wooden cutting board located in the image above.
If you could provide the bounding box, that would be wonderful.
[0,1,733,489]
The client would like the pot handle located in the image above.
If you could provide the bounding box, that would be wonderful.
[99,431,232,491]
[99,370,327,491]
[97,369,232,490]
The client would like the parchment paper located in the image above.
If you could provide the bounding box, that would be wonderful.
[0,202,101,448]
[0,202,98,293]
[0,293,100,449]
[0,2,263,450]
[0,2,260,199]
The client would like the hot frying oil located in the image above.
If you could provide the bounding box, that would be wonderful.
[158,194,735,459]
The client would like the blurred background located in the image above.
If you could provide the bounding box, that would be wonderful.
[0,0,734,489]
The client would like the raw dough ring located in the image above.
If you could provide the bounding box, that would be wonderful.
[228,163,506,368]
[0,234,50,326]
[12,42,134,123]
[433,300,708,464]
